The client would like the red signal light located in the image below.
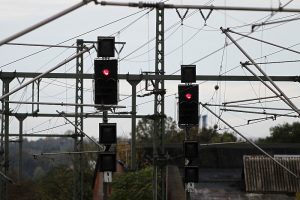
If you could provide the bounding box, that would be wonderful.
[102,69,110,76]
[185,93,192,100]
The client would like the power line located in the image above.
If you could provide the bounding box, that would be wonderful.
[0,9,148,69]
[227,29,300,55]
[5,43,77,49]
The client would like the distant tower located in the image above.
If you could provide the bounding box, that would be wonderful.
[202,115,208,130]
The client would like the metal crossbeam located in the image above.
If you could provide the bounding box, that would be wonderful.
[99,1,300,12]
[0,72,298,82]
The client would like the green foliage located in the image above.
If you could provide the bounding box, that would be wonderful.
[136,116,237,144]
[35,165,93,200]
[258,122,300,143]
[110,167,153,200]
[7,135,96,200]
[136,118,154,143]
[35,167,74,200]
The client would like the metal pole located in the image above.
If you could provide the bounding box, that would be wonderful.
[207,103,295,111]
[221,27,300,115]
[0,45,93,102]
[6,42,78,49]
[0,0,95,46]
[223,95,281,105]
[127,78,142,170]
[7,100,126,108]
[185,126,190,200]
[102,111,108,200]
[74,39,84,200]
[0,78,13,200]
[220,108,298,118]
[35,151,103,156]
[152,3,166,200]
[0,134,74,138]
[15,114,27,184]
[200,102,299,178]
[199,141,246,146]
[99,1,300,12]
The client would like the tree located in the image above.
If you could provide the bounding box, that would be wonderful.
[136,116,179,143]
[258,122,300,143]
[136,116,237,144]
[110,167,153,200]
[35,167,74,200]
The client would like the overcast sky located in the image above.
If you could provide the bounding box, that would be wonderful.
[1,0,300,141]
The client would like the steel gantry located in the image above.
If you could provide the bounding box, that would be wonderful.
[2,1,300,200]
[0,76,13,200]
[74,39,85,200]
[153,3,166,200]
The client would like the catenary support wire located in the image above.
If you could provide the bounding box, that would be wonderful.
[200,102,299,179]
[0,0,96,46]
[221,27,300,116]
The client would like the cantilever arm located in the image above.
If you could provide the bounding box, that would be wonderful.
[0,0,96,46]
[56,110,105,151]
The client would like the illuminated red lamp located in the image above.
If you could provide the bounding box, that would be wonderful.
[185,93,192,100]
[102,68,110,76]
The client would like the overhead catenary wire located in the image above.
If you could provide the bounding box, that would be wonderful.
[99,1,300,13]
[238,95,300,107]
[0,8,149,69]
[5,43,77,49]
[0,45,94,101]
[220,108,299,118]
[3,0,300,138]
[109,0,297,109]
[241,62,300,114]
[227,29,300,55]
[170,1,298,76]
[221,28,300,116]
[206,103,296,112]
[252,16,300,30]
[56,110,104,151]
[0,0,96,46]
[120,9,201,61]
[5,7,149,115]
[200,102,299,179]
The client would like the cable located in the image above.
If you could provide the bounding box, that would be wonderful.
[110,8,154,36]
[120,9,199,61]
[0,9,149,69]
[124,24,204,63]
[11,8,153,133]
[238,95,300,107]
[123,23,182,62]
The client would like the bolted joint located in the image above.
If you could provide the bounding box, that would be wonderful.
[294,76,300,83]
[240,61,250,67]
[157,2,164,9]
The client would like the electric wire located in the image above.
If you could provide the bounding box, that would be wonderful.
[8,0,300,138]
[123,23,182,61]
[15,9,153,134]
[120,9,200,61]
[0,9,149,69]
[15,5,148,105]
